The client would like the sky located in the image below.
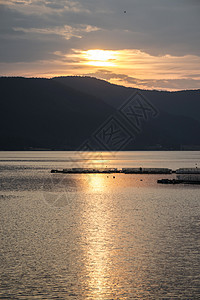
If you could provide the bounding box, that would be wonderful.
[0,0,200,90]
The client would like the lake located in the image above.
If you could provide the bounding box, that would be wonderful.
[0,151,200,299]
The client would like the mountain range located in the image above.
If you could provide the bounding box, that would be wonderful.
[0,76,200,150]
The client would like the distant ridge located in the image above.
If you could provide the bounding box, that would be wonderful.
[0,76,200,150]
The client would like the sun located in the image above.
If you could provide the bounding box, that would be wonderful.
[82,49,117,67]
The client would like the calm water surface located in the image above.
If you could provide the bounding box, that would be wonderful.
[0,151,200,299]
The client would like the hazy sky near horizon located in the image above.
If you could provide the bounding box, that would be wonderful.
[0,0,200,90]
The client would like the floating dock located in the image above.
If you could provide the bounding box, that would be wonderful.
[51,167,200,185]
[122,168,172,174]
[51,167,172,174]
[158,168,200,185]
[157,179,200,185]
[176,168,200,174]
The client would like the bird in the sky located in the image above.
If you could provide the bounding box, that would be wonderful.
[124,10,126,13]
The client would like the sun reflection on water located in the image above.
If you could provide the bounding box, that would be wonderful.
[79,175,131,298]
[77,173,165,298]
[82,193,114,298]
[86,174,107,192]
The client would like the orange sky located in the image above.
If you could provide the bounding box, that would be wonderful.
[1,0,200,91]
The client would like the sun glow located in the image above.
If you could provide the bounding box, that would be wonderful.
[82,49,118,67]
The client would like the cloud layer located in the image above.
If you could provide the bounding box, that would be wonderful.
[0,0,200,90]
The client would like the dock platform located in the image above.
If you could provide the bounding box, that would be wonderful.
[51,167,172,174]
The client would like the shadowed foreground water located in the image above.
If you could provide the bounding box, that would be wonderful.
[0,152,200,299]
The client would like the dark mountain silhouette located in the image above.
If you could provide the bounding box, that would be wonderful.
[0,76,200,150]
[0,77,114,150]
[53,76,200,150]
[53,76,200,122]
